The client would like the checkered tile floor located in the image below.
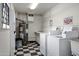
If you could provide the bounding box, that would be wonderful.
[15,42,44,56]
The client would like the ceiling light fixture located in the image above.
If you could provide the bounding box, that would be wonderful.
[30,2,39,9]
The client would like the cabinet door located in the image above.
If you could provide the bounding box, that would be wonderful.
[47,36,59,56]
[40,33,46,55]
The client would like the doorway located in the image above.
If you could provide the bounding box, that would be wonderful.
[15,18,28,49]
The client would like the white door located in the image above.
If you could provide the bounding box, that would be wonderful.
[9,4,16,56]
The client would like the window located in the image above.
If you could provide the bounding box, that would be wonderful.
[2,3,10,29]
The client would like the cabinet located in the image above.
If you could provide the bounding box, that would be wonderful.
[28,14,34,22]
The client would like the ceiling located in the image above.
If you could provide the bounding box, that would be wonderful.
[13,3,58,15]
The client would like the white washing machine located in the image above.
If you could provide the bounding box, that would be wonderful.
[47,35,72,56]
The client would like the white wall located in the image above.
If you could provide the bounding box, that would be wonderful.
[43,3,79,32]
[28,15,43,41]
[0,30,10,56]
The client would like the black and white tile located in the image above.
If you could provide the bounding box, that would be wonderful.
[15,42,43,56]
